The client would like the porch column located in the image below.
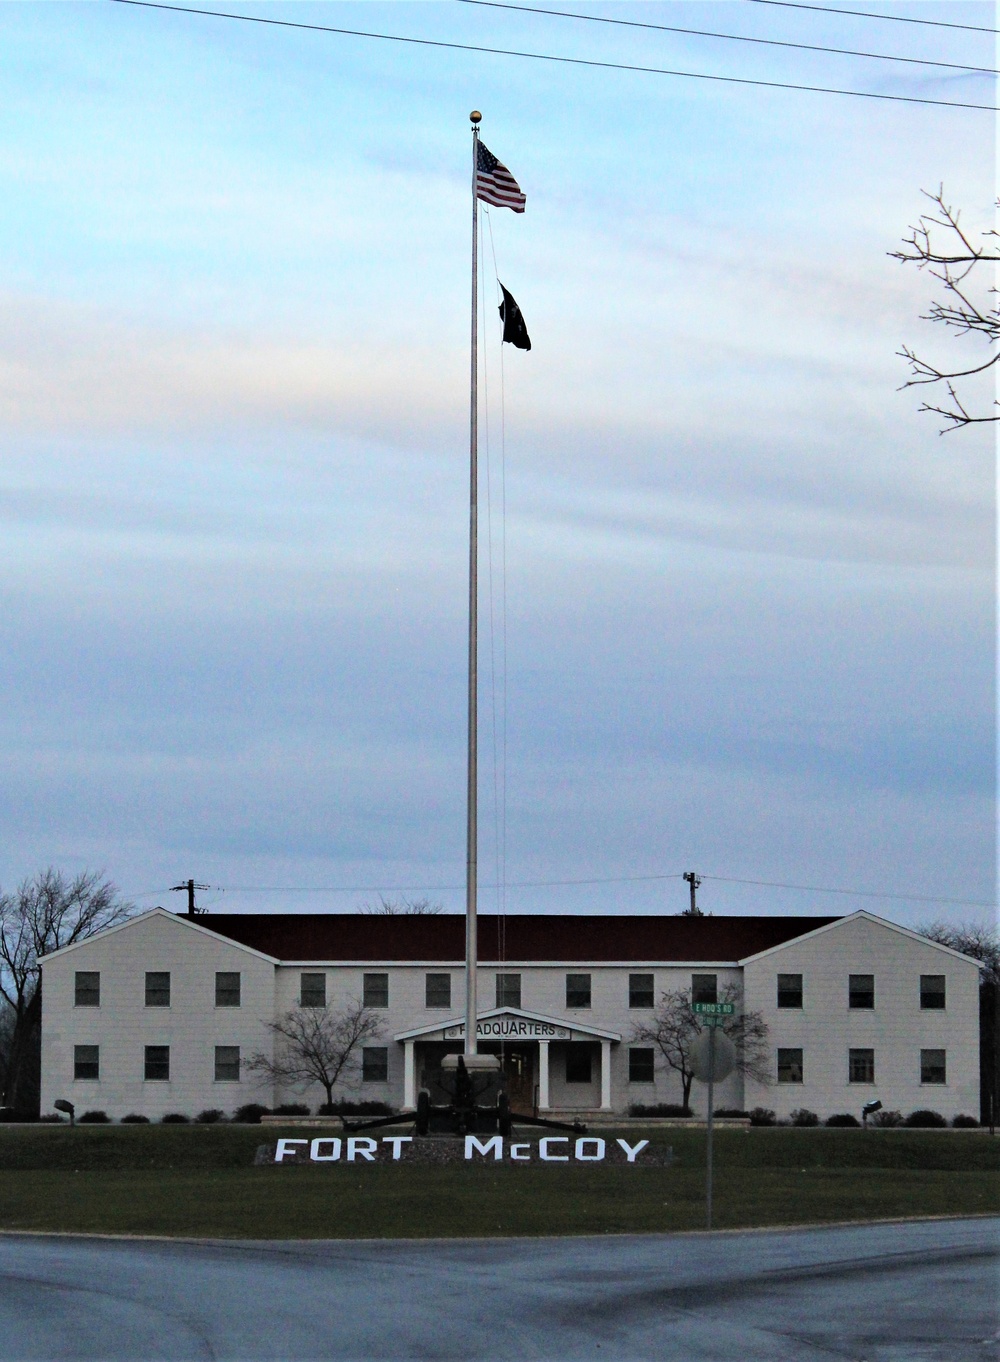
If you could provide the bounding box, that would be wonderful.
[600,1039,612,1111]
[403,1040,416,1110]
[537,1039,550,1111]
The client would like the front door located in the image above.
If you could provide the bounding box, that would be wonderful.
[499,1047,535,1114]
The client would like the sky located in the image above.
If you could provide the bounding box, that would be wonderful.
[0,0,995,927]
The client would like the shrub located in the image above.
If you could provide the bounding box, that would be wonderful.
[272,1104,310,1117]
[713,1108,749,1118]
[825,1113,861,1127]
[627,1103,692,1118]
[38,1113,66,1123]
[871,1109,904,1128]
[904,1109,947,1128]
[196,1109,225,1124]
[233,1103,272,1124]
[161,1113,190,1124]
[952,1113,979,1128]
[317,1101,393,1117]
[78,1110,111,1124]
[0,1108,37,1123]
[789,1108,820,1127]
[120,1113,150,1124]
[748,1107,777,1127]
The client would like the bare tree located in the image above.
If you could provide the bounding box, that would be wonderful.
[358,895,443,916]
[0,869,134,1110]
[631,982,771,1110]
[892,186,999,433]
[245,1001,384,1108]
[919,919,999,985]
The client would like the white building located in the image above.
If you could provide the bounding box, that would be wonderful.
[39,908,981,1121]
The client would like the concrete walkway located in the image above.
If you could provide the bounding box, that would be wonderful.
[0,1217,996,1360]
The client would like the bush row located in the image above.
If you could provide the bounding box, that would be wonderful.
[626,1103,979,1128]
[2,1101,394,1126]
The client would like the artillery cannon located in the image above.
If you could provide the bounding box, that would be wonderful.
[338,1054,586,1138]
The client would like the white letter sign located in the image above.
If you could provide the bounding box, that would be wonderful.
[310,1138,341,1162]
[274,1138,307,1163]
[538,1137,568,1161]
[465,1135,503,1160]
[575,1138,606,1161]
[616,1139,649,1163]
[347,1137,378,1162]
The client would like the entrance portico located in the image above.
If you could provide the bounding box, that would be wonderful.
[395,1007,620,1113]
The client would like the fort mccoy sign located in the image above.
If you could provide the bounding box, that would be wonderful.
[267,1136,673,1166]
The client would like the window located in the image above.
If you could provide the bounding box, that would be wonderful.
[849,1048,875,1084]
[363,1047,389,1083]
[629,1047,655,1083]
[777,1048,804,1083]
[215,972,241,1007]
[691,974,718,1005]
[75,972,100,1007]
[363,973,389,1009]
[214,1046,241,1082]
[495,973,521,1009]
[425,973,451,1008]
[300,973,326,1008]
[629,973,654,1009]
[144,1045,170,1081]
[565,1044,593,1084]
[920,975,946,1010]
[74,1045,99,1080]
[920,1049,946,1084]
[777,973,803,1009]
[145,972,170,1007]
[849,974,875,1009]
[566,974,591,1009]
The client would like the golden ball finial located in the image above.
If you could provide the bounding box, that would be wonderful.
[470,110,482,124]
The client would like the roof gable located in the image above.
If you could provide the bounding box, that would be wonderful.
[739,910,986,968]
[38,907,279,966]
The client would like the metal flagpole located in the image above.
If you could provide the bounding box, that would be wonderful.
[465,110,482,1059]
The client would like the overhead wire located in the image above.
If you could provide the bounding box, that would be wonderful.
[459,0,999,77]
[743,0,999,35]
[180,876,995,908]
[108,1,997,111]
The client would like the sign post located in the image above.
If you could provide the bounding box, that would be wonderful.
[690,1002,735,1230]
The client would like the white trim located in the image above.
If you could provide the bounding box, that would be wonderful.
[738,909,986,969]
[394,1005,621,1044]
[275,959,745,969]
[38,908,280,966]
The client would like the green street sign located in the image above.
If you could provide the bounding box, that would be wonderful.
[692,1002,735,1016]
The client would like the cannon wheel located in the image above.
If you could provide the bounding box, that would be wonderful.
[416,1090,430,1136]
[498,1091,512,1140]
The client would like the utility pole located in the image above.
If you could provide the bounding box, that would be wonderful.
[170,879,210,916]
[683,871,703,917]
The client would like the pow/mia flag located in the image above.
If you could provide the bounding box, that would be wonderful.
[498,283,531,351]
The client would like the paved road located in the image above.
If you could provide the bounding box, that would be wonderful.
[0,1218,996,1361]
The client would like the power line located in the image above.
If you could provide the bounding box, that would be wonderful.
[167,874,994,908]
[460,0,998,77]
[744,0,999,36]
[108,1,997,112]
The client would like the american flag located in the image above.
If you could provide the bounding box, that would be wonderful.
[476,142,526,214]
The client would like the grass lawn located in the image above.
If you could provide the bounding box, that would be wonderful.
[0,1125,996,1239]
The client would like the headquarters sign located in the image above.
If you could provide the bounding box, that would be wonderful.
[443,1018,572,1041]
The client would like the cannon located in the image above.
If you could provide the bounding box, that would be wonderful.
[338,1054,586,1138]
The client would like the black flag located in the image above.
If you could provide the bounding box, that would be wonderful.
[498,283,531,351]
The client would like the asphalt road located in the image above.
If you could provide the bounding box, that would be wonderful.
[0,1218,996,1361]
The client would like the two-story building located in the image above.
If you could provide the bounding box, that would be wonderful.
[38,908,981,1121]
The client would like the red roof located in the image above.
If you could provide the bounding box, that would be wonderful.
[190,913,839,963]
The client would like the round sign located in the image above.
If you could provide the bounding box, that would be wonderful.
[690,1028,736,1083]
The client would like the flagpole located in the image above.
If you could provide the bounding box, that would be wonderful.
[465,110,482,1060]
